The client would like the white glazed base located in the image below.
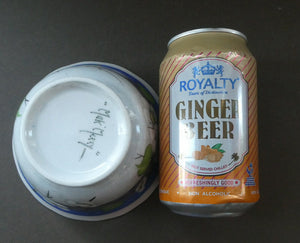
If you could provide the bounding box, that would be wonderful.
[20,78,131,187]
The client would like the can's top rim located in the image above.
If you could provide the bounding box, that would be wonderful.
[168,28,247,47]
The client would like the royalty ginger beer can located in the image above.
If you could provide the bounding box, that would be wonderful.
[159,28,259,217]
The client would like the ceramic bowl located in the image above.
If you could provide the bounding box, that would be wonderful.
[12,62,158,220]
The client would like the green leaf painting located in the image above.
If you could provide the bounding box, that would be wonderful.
[136,144,152,176]
[137,86,156,106]
[211,143,222,150]
[99,200,124,212]
[212,143,225,153]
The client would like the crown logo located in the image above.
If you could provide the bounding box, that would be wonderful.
[193,62,224,78]
[201,62,217,75]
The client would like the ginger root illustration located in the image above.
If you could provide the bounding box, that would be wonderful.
[192,144,225,162]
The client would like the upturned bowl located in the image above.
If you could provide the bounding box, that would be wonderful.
[12,62,158,220]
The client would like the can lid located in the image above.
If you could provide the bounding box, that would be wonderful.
[168,28,247,47]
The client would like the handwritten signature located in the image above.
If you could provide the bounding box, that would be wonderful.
[78,107,110,160]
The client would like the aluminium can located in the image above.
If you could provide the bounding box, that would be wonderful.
[159,28,259,217]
